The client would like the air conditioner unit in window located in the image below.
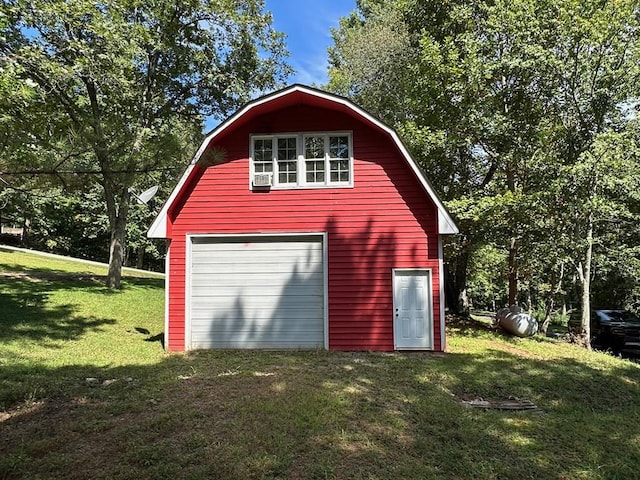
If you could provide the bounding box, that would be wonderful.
[252,173,272,187]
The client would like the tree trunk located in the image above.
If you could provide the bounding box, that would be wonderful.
[506,151,518,307]
[508,236,518,306]
[444,241,470,315]
[541,297,554,335]
[83,74,133,289]
[104,182,131,289]
[107,214,127,289]
[540,262,565,335]
[578,215,594,348]
[136,245,145,269]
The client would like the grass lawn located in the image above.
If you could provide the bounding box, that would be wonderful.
[1,247,639,479]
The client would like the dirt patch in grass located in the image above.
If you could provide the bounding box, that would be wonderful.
[0,271,106,283]
[447,313,495,332]
[485,340,543,359]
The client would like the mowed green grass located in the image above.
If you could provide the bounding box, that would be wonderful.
[1,248,639,480]
[0,248,165,406]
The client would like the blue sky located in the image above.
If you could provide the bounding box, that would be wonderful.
[266,0,356,86]
[205,1,355,130]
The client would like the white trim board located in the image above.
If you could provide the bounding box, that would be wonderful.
[184,232,328,351]
[148,84,458,238]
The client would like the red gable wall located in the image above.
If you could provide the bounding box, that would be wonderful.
[166,104,441,351]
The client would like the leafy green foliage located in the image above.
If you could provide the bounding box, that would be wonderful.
[466,244,508,310]
[0,0,291,286]
[328,0,640,321]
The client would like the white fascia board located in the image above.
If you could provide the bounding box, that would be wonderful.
[438,236,447,352]
[147,164,195,238]
[164,243,170,350]
[286,87,459,235]
[147,84,459,238]
[438,209,459,235]
[147,209,167,238]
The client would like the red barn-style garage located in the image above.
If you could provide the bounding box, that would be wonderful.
[148,85,458,352]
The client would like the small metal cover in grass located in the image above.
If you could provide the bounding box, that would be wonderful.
[460,396,543,413]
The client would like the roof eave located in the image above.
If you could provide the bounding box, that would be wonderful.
[147,84,459,239]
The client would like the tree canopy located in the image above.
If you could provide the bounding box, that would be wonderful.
[328,0,640,339]
[1,0,291,287]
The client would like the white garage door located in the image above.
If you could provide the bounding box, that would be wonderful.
[188,235,325,349]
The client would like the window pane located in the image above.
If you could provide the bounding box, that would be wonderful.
[329,136,349,159]
[277,137,297,160]
[307,171,325,182]
[255,162,273,173]
[277,160,297,184]
[254,138,274,175]
[305,136,325,158]
[254,138,273,162]
[329,158,350,183]
[305,159,324,183]
[280,172,296,183]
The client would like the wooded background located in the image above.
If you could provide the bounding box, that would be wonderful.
[1,0,638,339]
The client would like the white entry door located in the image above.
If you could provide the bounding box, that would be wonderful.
[393,270,433,350]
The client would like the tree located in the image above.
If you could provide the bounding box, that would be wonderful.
[1,0,291,288]
[327,0,640,337]
[521,0,640,340]
[329,0,553,312]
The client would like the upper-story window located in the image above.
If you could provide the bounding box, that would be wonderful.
[250,132,352,189]
[253,139,273,174]
[277,137,297,184]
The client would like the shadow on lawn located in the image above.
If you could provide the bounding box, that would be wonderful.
[0,267,162,344]
[0,277,116,344]
[1,347,639,480]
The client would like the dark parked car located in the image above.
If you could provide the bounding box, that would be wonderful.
[570,309,640,354]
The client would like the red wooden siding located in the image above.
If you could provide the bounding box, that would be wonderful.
[166,104,441,351]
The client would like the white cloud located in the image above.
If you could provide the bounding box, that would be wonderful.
[290,53,331,87]
[268,0,355,86]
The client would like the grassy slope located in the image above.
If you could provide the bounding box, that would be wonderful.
[1,248,639,480]
[0,248,165,405]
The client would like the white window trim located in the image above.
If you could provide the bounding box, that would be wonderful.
[249,132,354,190]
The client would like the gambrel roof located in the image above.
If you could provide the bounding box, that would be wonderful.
[148,84,458,238]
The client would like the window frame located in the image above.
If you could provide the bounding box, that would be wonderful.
[252,137,274,175]
[275,136,298,186]
[249,132,353,190]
